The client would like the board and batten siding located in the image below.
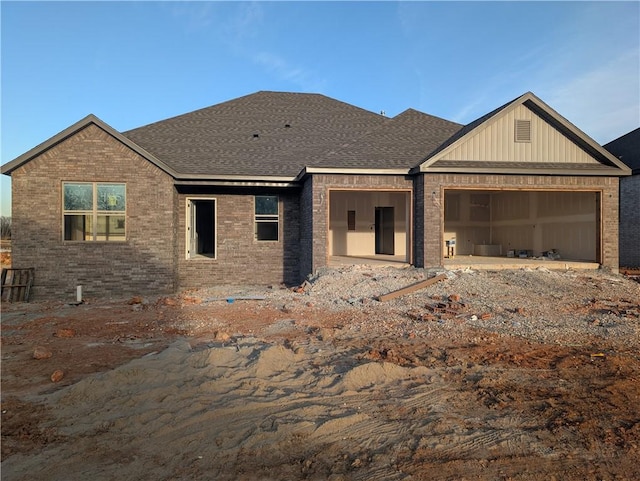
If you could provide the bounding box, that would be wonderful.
[440,104,600,164]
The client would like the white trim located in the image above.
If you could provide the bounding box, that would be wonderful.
[185,197,218,260]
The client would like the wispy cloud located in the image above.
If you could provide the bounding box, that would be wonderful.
[224,1,264,44]
[252,51,326,92]
[222,3,327,92]
[542,48,640,143]
[164,1,217,33]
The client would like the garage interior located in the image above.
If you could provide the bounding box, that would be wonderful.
[444,189,600,264]
[328,190,411,264]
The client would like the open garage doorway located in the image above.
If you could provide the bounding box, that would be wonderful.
[329,190,411,265]
[443,189,600,264]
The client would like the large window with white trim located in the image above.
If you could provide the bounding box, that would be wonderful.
[63,182,126,241]
[254,195,279,241]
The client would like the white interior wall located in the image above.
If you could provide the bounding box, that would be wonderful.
[444,191,491,255]
[329,191,408,257]
[444,190,597,261]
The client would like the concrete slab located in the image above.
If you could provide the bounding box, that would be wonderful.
[329,255,600,271]
[443,255,599,271]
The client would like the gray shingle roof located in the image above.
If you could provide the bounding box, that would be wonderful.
[122,91,389,178]
[313,109,462,169]
[604,127,640,174]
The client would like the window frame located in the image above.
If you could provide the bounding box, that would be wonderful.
[347,210,356,231]
[62,182,127,242]
[254,195,280,242]
[186,197,217,260]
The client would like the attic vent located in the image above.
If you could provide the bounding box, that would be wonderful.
[515,119,531,142]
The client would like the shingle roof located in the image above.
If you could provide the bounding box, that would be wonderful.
[122,91,389,178]
[604,127,640,174]
[312,108,462,169]
[5,90,628,181]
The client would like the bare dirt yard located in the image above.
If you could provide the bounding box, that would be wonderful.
[1,265,639,480]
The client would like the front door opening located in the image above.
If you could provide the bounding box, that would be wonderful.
[187,199,216,259]
[375,206,395,255]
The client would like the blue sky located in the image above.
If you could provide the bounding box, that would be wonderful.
[2,1,639,216]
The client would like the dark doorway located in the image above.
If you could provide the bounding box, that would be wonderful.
[375,206,395,254]
[188,199,216,258]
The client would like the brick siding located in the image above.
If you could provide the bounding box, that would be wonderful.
[308,174,414,273]
[620,174,640,268]
[10,124,177,301]
[417,173,620,271]
[10,124,625,301]
[299,177,314,280]
[176,189,301,289]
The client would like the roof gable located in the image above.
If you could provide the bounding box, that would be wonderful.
[1,114,176,177]
[417,92,631,176]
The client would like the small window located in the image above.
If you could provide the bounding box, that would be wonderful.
[255,195,279,241]
[347,210,356,231]
[515,119,531,142]
[187,199,216,259]
[63,182,126,241]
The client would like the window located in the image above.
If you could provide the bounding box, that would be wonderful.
[347,210,356,231]
[255,195,279,241]
[187,199,216,259]
[63,182,126,241]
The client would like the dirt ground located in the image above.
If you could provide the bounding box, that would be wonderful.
[1,265,639,480]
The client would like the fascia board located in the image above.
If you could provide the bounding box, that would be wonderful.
[175,173,297,182]
[1,114,179,178]
[294,166,411,182]
[303,167,411,175]
[424,165,631,177]
[174,174,299,188]
[175,179,299,188]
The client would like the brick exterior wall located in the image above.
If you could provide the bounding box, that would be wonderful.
[620,174,640,268]
[299,177,314,281]
[176,189,301,288]
[10,124,177,300]
[308,174,413,274]
[416,173,620,271]
[10,124,625,301]
[413,175,425,268]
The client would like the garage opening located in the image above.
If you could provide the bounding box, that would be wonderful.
[444,190,600,263]
[329,190,411,264]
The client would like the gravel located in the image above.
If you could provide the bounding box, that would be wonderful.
[244,265,640,349]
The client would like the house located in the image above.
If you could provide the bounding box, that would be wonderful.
[605,128,640,268]
[1,91,631,300]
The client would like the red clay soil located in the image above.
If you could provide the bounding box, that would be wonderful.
[1,286,639,480]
